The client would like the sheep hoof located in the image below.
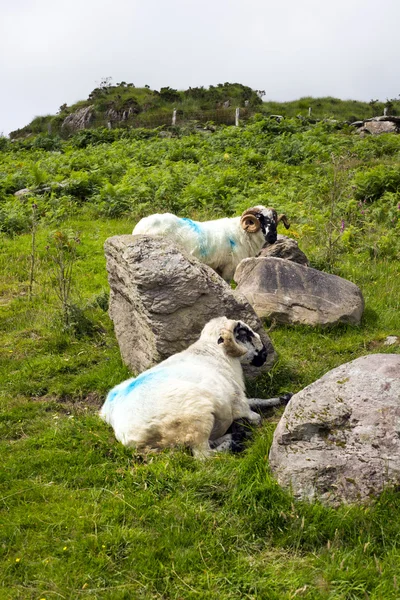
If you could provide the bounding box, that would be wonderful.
[279,392,293,404]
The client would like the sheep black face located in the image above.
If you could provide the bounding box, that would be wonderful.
[240,206,277,245]
[217,320,267,367]
[234,322,268,367]
[258,212,278,245]
[240,206,290,246]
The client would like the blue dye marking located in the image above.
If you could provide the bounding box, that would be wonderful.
[106,388,119,403]
[180,217,208,257]
[125,370,160,394]
[181,217,202,235]
[229,238,236,249]
[107,369,166,403]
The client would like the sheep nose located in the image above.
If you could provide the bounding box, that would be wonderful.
[251,346,268,367]
[266,229,277,244]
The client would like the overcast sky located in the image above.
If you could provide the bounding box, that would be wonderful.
[1,0,399,136]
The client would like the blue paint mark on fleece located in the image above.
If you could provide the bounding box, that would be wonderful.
[106,369,167,403]
[180,218,208,257]
[181,218,202,235]
[229,238,236,249]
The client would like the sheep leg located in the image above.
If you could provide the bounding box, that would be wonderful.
[248,393,293,417]
[229,394,293,454]
[209,433,233,452]
[230,418,257,453]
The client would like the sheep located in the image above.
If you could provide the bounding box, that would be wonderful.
[100,316,272,459]
[132,206,290,282]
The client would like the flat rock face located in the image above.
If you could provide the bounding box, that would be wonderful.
[361,121,398,135]
[258,234,309,266]
[234,257,364,326]
[104,234,275,378]
[269,354,400,506]
[61,106,94,132]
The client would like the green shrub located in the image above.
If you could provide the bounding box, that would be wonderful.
[354,165,400,202]
[0,200,31,235]
[32,134,62,151]
[96,183,132,217]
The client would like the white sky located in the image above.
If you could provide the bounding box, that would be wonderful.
[1,0,399,136]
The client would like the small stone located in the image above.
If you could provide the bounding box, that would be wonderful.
[384,336,399,346]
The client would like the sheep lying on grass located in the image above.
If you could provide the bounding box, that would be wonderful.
[100,316,284,459]
[132,206,290,282]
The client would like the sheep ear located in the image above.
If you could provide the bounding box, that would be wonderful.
[277,214,290,229]
[240,213,261,233]
[220,326,247,357]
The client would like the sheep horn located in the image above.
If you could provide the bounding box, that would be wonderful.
[220,322,247,358]
[277,214,290,229]
[240,211,261,233]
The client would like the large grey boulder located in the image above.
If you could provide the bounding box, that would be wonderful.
[352,116,400,136]
[104,234,275,378]
[269,354,400,506]
[258,234,309,266]
[234,257,364,326]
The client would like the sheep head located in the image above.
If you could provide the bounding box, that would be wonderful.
[216,318,268,366]
[241,206,277,244]
[218,320,248,358]
[241,206,290,245]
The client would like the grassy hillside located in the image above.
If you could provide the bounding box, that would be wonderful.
[1,116,400,598]
[9,82,264,138]
[9,81,400,139]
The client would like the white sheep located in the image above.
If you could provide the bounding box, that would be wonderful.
[132,206,290,282]
[100,316,270,459]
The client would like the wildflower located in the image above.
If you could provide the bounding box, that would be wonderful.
[63,546,67,551]
[15,558,20,562]
[398,203,400,210]
[340,219,346,232]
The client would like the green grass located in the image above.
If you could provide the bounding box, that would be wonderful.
[1,115,400,599]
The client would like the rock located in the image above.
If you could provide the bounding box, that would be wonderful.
[14,188,32,197]
[361,121,398,135]
[269,354,400,506]
[353,116,400,135]
[234,257,364,326]
[61,106,94,132]
[104,234,275,379]
[258,234,309,266]
[384,336,399,346]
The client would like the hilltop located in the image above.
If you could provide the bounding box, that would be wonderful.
[9,79,400,139]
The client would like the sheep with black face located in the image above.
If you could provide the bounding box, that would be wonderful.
[132,206,290,282]
[100,317,270,459]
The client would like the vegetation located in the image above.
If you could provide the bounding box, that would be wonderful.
[1,108,400,598]
[9,79,400,140]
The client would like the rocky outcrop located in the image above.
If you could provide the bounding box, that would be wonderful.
[352,116,400,135]
[269,354,400,506]
[258,234,309,266]
[104,234,275,379]
[61,106,95,131]
[234,257,364,326]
